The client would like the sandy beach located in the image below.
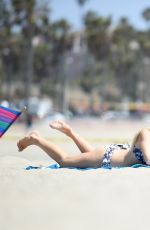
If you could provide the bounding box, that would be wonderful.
[1,118,150,230]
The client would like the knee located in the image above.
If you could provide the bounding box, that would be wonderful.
[139,129,150,141]
[146,159,150,165]
[59,156,77,168]
[58,156,69,167]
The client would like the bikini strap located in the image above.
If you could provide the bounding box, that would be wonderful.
[117,144,131,149]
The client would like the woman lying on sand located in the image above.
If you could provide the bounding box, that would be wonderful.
[17,121,150,168]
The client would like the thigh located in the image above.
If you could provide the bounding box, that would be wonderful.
[63,148,103,168]
[133,129,150,164]
[134,129,150,147]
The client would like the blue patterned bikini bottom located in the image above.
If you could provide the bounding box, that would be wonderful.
[101,144,146,168]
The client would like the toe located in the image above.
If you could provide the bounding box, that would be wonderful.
[17,140,21,148]
[18,147,23,152]
[50,121,59,129]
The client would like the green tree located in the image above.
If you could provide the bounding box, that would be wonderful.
[0,0,15,99]
[111,17,140,100]
[81,11,112,100]
[11,0,41,104]
[142,8,150,24]
[84,11,111,61]
[76,0,89,24]
[140,8,150,57]
[77,0,89,6]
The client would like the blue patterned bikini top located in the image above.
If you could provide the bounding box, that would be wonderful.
[118,144,146,164]
[117,144,131,149]
[133,146,146,164]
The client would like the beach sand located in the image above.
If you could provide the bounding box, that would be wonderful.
[1,119,150,230]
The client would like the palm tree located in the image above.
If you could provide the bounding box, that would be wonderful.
[142,8,150,24]
[76,0,89,29]
[82,11,113,101]
[111,17,140,99]
[84,11,111,61]
[11,0,53,105]
[0,0,13,99]
[53,20,73,113]
[77,0,89,6]
[11,0,36,105]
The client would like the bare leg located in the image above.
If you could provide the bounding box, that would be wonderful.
[17,131,68,164]
[135,129,150,164]
[50,120,94,153]
[17,131,101,168]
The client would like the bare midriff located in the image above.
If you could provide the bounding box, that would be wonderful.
[96,145,140,167]
[111,148,140,167]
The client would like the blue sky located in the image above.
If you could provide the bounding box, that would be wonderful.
[51,0,150,30]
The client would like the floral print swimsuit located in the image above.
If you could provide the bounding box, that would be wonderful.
[101,144,146,168]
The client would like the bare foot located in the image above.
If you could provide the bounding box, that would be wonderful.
[17,130,40,152]
[49,120,71,135]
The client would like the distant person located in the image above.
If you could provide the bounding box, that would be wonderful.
[1,100,9,108]
[17,121,150,168]
[25,112,33,129]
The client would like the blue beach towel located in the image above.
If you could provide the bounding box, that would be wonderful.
[25,163,150,170]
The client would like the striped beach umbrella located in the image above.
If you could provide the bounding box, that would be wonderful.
[0,105,23,138]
